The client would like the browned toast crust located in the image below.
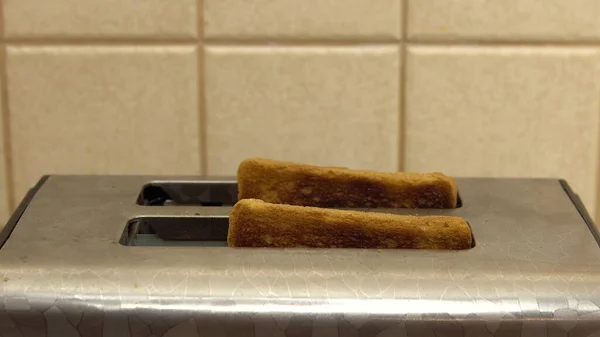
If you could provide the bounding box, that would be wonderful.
[228,199,472,250]
[237,158,458,208]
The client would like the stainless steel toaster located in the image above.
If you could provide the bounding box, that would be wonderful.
[0,175,598,336]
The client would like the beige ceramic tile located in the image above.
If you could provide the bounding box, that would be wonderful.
[408,0,600,41]
[4,0,197,39]
[204,0,401,40]
[405,46,600,214]
[7,46,200,202]
[205,46,400,175]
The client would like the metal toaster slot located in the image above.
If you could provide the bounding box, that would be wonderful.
[121,216,229,247]
[137,181,238,206]
[121,216,475,249]
[131,180,467,248]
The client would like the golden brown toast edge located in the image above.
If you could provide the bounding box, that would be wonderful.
[237,157,458,208]
[228,199,472,250]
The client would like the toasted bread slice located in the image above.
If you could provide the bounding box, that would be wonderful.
[228,199,472,250]
[237,158,458,209]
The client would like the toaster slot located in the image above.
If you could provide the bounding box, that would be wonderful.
[136,181,463,209]
[137,181,237,206]
[120,216,228,247]
[120,214,475,249]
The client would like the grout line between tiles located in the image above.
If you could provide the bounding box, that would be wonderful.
[406,40,600,47]
[3,37,199,46]
[0,1,15,212]
[204,38,402,46]
[4,39,600,48]
[197,0,208,175]
[398,0,409,172]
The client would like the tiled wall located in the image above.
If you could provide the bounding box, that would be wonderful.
[1,0,600,224]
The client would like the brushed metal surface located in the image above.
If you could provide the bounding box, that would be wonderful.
[0,175,599,336]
